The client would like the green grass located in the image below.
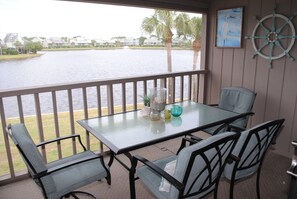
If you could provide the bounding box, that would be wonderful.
[0,104,138,176]
[0,54,42,61]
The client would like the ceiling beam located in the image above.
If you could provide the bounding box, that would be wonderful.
[61,0,210,13]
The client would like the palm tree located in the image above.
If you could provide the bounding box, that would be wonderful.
[189,17,202,71]
[142,10,176,102]
[176,15,202,101]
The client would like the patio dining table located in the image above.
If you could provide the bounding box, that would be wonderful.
[77,100,251,199]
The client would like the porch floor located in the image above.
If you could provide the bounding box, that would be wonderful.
[0,136,291,199]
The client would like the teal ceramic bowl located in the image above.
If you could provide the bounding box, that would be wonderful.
[170,105,183,117]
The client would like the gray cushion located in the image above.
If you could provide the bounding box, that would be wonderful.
[137,156,176,199]
[218,87,256,128]
[11,124,47,173]
[46,151,108,199]
[223,121,271,180]
[137,132,236,199]
[205,87,256,135]
[10,124,56,194]
[10,123,108,199]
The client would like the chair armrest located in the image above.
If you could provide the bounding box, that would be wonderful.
[227,124,246,132]
[187,135,203,142]
[36,134,86,151]
[213,112,254,135]
[133,155,184,191]
[176,136,201,154]
[34,153,103,178]
[227,154,240,164]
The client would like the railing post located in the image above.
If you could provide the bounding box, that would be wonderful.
[67,89,77,155]
[34,93,47,161]
[0,98,15,179]
[107,84,114,115]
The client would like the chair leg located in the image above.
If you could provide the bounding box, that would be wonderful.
[256,172,261,199]
[214,183,219,199]
[229,180,235,199]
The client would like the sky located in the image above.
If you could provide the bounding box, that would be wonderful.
[0,0,200,40]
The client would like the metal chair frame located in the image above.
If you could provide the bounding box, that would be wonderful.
[6,124,111,199]
[226,119,285,199]
[132,133,240,199]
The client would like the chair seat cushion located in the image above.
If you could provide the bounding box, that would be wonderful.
[223,122,270,180]
[44,151,108,199]
[136,156,177,199]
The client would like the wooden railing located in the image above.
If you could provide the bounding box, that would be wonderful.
[0,69,207,184]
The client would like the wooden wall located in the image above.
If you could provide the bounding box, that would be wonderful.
[206,0,297,157]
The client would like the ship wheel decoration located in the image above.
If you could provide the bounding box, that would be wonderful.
[245,8,297,68]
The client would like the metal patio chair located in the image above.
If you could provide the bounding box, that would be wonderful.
[223,119,285,199]
[205,87,257,135]
[6,123,111,199]
[132,132,240,199]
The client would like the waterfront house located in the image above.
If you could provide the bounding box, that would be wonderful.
[3,33,24,49]
[143,36,163,46]
[46,37,68,48]
[69,36,92,47]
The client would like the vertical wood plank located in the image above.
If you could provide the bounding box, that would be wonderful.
[107,85,114,115]
[0,98,15,178]
[251,0,274,125]
[143,80,148,96]
[172,77,176,103]
[133,81,137,110]
[67,89,77,154]
[154,79,157,87]
[34,93,47,161]
[276,0,297,156]
[188,75,192,100]
[221,49,234,88]
[96,86,102,117]
[82,87,90,149]
[232,49,245,87]
[122,83,127,112]
[52,91,62,159]
[17,96,24,123]
[180,76,184,101]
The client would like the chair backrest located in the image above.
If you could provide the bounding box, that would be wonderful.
[223,119,285,181]
[218,87,256,128]
[170,132,239,199]
[6,123,47,175]
[7,123,57,197]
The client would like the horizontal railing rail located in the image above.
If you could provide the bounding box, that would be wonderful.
[0,69,207,184]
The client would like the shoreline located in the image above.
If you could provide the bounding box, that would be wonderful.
[42,46,192,51]
[0,54,43,61]
[0,47,193,61]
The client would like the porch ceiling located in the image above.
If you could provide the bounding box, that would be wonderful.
[62,0,210,13]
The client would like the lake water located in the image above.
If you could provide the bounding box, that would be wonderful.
[0,49,197,89]
[0,49,199,117]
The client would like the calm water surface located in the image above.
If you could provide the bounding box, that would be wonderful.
[0,49,196,89]
[0,49,198,117]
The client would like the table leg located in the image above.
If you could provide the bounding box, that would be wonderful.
[128,153,137,199]
[108,150,115,167]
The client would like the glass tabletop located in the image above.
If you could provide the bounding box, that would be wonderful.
[77,101,239,154]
